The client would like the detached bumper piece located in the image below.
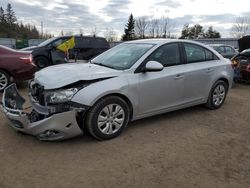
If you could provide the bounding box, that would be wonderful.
[1,84,83,141]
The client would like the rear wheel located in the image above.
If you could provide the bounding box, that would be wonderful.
[0,70,10,91]
[34,56,49,69]
[86,96,130,140]
[206,80,228,109]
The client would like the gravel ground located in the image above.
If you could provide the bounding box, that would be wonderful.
[0,83,249,188]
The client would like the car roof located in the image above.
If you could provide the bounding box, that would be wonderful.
[53,35,106,40]
[125,39,209,46]
[208,44,233,47]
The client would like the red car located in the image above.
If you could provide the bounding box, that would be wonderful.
[0,45,36,91]
[231,36,250,82]
[234,50,250,81]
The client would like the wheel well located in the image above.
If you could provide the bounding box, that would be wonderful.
[34,55,49,61]
[0,68,11,78]
[96,93,134,120]
[217,78,229,89]
[81,93,134,133]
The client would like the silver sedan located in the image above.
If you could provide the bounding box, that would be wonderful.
[1,39,234,141]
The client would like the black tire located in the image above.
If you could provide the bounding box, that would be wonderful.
[0,69,10,91]
[86,96,130,140]
[34,56,49,69]
[206,80,228,110]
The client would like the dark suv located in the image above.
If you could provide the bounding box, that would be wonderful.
[22,36,110,69]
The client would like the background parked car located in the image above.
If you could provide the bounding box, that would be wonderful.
[21,35,110,69]
[232,49,250,81]
[0,45,36,91]
[230,35,250,82]
[208,44,238,59]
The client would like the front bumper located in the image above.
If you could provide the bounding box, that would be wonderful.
[1,84,84,141]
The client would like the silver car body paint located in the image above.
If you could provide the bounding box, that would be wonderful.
[35,63,122,90]
[1,39,234,140]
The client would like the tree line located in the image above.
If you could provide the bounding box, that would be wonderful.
[122,14,223,41]
[0,3,51,39]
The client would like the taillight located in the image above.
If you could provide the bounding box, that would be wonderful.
[247,64,250,71]
[29,54,33,63]
[20,54,32,64]
[231,59,239,69]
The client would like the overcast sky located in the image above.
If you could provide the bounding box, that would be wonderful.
[1,0,250,38]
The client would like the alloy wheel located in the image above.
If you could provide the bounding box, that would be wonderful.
[212,84,226,106]
[0,72,8,90]
[97,104,125,135]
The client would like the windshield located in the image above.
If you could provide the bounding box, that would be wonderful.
[91,43,154,70]
[38,37,58,47]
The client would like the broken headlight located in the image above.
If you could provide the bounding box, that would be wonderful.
[46,88,78,104]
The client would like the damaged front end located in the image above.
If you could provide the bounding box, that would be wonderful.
[1,83,87,141]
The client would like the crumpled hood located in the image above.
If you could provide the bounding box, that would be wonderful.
[35,63,122,89]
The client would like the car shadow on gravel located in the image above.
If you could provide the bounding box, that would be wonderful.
[12,104,207,146]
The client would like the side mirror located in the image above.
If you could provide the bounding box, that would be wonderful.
[144,61,163,72]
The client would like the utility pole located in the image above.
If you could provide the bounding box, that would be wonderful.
[41,21,43,38]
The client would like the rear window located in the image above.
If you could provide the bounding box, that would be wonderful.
[184,43,219,63]
[225,46,235,53]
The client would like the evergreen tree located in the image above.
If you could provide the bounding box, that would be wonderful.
[0,4,47,39]
[204,26,221,38]
[122,14,135,41]
[189,24,204,39]
[5,3,16,24]
[179,24,189,39]
[180,24,204,39]
[180,24,222,39]
[0,6,5,23]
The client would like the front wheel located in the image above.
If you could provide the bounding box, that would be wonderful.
[0,70,10,91]
[206,80,228,110]
[86,96,130,140]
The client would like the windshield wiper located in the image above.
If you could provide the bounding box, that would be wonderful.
[92,62,116,69]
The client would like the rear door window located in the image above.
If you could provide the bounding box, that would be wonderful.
[147,43,181,67]
[184,43,218,63]
[184,43,206,63]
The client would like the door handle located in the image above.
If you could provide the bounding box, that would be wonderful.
[206,68,214,73]
[174,74,184,80]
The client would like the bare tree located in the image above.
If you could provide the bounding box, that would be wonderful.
[65,31,73,35]
[91,25,99,37]
[149,18,159,38]
[231,16,250,38]
[79,28,84,35]
[135,16,149,38]
[104,28,118,42]
[148,15,174,38]
[159,16,170,38]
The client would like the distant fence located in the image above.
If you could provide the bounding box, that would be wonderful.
[28,39,46,47]
[0,38,45,49]
[0,38,16,48]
